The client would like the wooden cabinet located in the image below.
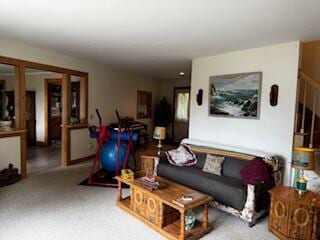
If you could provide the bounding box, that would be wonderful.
[145,194,160,226]
[132,188,146,217]
[131,187,160,226]
[269,186,320,240]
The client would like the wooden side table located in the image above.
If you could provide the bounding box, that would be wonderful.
[269,186,320,240]
[139,149,161,176]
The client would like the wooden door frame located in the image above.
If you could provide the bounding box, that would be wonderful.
[172,86,191,143]
[0,55,88,178]
[44,78,62,145]
[26,91,36,146]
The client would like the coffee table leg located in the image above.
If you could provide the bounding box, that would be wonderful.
[117,181,122,202]
[203,204,208,229]
[180,210,186,240]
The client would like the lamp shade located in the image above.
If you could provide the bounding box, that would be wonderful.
[292,147,315,170]
[153,126,166,140]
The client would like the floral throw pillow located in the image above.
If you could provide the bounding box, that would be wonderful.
[166,144,197,167]
[202,154,225,175]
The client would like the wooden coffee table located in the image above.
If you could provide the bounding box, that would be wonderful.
[115,176,213,240]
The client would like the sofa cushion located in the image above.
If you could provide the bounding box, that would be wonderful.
[166,144,197,166]
[222,157,248,180]
[202,154,225,175]
[157,163,247,211]
[195,152,207,169]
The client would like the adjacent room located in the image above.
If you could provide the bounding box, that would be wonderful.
[1,1,320,240]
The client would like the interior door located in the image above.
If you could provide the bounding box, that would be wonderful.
[172,87,190,143]
[47,80,62,143]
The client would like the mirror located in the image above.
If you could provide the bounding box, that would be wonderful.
[137,90,152,119]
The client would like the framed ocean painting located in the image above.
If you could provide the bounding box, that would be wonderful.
[209,72,262,119]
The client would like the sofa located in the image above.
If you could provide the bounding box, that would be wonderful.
[156,138,282,227]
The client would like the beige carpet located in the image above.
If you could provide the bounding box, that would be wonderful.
[0,162,276,240]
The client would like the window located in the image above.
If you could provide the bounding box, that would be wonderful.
[175,92,189,122]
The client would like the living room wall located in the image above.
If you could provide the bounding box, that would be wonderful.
[189,42,300,185]
[0,38,159,170]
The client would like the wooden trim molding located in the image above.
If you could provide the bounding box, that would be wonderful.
[20,131,27,178]
[79,76,88,124]
[68,154,95,165]
[65,123,89,129]
[0,55,89,177]
[0,55,88,77]
[0,129,27,138]
[61,73,71,167]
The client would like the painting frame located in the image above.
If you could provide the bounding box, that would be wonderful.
[208,72,262,119]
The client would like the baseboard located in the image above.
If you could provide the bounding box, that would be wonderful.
[68,154,95,165]
[36,141,49,147]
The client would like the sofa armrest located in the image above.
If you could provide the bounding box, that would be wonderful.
[271,168,283,186]
[251,178,275,212]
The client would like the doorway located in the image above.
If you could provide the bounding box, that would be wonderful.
[45,79,62,144]
[26,69,63,175]
[172,87,190,143]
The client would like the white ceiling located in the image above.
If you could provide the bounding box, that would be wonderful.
[0,0,320,79]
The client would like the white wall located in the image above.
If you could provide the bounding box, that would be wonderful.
[189,42,300,185]
[70,128,96,160]
[0,136,20,171]
[0,38,160,168]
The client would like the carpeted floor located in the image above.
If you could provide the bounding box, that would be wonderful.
[0,162,276,240]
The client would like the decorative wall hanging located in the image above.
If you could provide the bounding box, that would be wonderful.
[270,84,278,106]
[196,89,203,106]
[209,72,262,119]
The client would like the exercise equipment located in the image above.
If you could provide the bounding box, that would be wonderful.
[100,140,126,172]
[87,109,137,187]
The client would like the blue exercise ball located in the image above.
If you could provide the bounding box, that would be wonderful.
[100,140,127,172]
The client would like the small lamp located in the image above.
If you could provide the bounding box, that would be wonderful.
[292,147,315,195]
[153,126,166,155]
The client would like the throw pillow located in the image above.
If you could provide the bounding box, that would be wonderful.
[166,144,197,167]
[240,157,270,186]
[202,154,225,175]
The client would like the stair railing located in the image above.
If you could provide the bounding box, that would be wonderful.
[298,71,320,148]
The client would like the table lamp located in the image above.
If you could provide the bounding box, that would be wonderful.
[292,147,315,195]
[153,126,166,155]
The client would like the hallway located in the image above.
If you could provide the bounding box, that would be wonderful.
[27,143,61,175]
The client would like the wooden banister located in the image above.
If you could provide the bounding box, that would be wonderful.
[309,93,317,148]
[300,82,307,134]
[299,71,320,92]
[296,70,320,149]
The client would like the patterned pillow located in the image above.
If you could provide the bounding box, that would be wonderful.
[202,154,225,175]
[166,144,197,166]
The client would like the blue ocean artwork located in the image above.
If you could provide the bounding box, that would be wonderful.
[210,73,261,118]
